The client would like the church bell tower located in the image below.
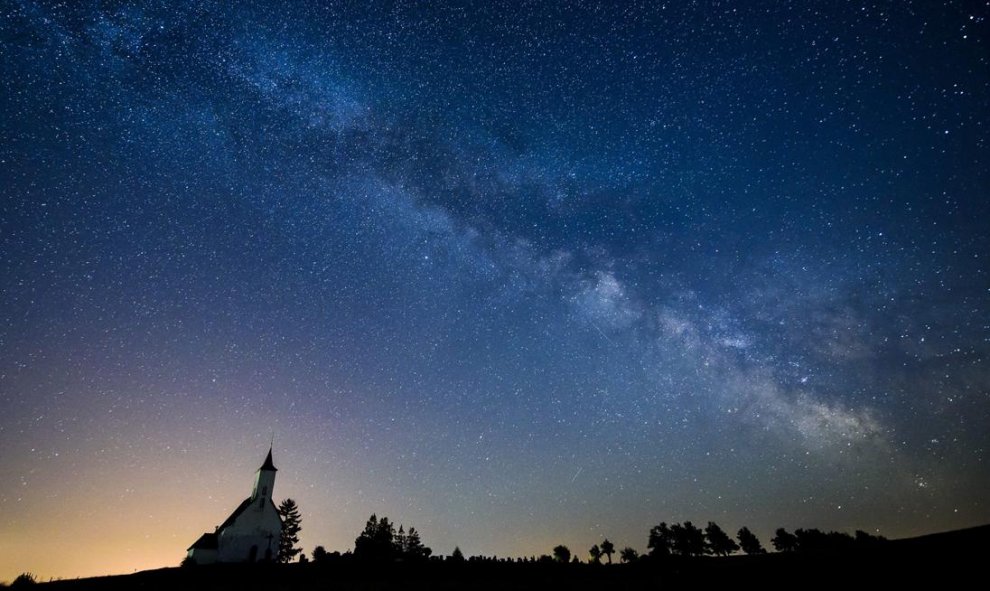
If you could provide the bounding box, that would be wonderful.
[251,447,277,503]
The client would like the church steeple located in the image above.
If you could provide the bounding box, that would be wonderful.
[260,447,277,472]
[251,446,277,502]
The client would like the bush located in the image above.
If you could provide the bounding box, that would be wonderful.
[11,573,37,587]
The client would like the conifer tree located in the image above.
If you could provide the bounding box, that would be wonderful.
[277,498,303,563]
[405,527,432,559]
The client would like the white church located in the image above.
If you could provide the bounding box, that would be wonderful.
[187,448,284,564]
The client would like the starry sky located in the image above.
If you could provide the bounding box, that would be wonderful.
[1,0,988,581]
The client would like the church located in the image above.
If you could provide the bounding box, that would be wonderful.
[186,448,284,564]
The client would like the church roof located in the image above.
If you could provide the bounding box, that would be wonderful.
[217,498,254,531]
[260,447,277,472]
[188,532,218,551]
[212,496,283,533]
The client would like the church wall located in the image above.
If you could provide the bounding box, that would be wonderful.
[187,547,218,565]
[217,499,282,562]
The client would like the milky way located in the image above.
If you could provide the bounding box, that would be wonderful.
[1,0,988,581]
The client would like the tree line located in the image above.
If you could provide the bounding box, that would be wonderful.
[535,521,889,566]
[306,518,885,566]
[203,499,889,567]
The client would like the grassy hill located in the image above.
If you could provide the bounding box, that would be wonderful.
[15,524,988,590]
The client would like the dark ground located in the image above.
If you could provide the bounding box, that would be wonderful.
[19,525,989,590]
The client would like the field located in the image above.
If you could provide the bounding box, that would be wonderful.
[17,525,986,590]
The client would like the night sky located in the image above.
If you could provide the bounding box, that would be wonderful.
[1,0,988,581]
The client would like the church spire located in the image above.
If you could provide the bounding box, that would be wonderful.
[260,446,277,472]
[252,445,278,501]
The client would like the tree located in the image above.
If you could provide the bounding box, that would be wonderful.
[771,528,798,553]
[312,546,328,562]
[648,523,673,557]
[830,531,855,551]
[671,522,706,556]
[600,539,615,564]
[553,545,571,563]
[704,522,739,556]
[404,527,432,560]
[855,530,887,548]
[794,528,845,552]
[737,527,766,555]
[450,546,466,562]
[354,514,398,561]
[790,529,855,553]
[277,498,303,563]
[589,544,602,564]
[620,547,639,563]
[11,573,37,588]
[354,514,432,561]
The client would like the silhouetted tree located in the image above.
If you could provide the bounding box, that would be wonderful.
[794,528,831,552]
[600,539,615,564]
[704,522,739,556]
[354,514,432,561]
[794,528,818,551]
[553,545,571,563]
[772,528,798,552]
[354,514,398,561]
[671,522,706,556]
[825,530,855,552]
[11,573,37,587]
[620,547,639,563]
[298,554,309,563]
[277,498,303,563]
[737,527,766,554]
[312,546,328,563]
[450,547,465,562]
[589,544,602,564]
[404,527,432,560]
[647,522,674,557]
[855,530,887,548]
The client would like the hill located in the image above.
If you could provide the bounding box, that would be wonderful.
[17,524,988,590]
